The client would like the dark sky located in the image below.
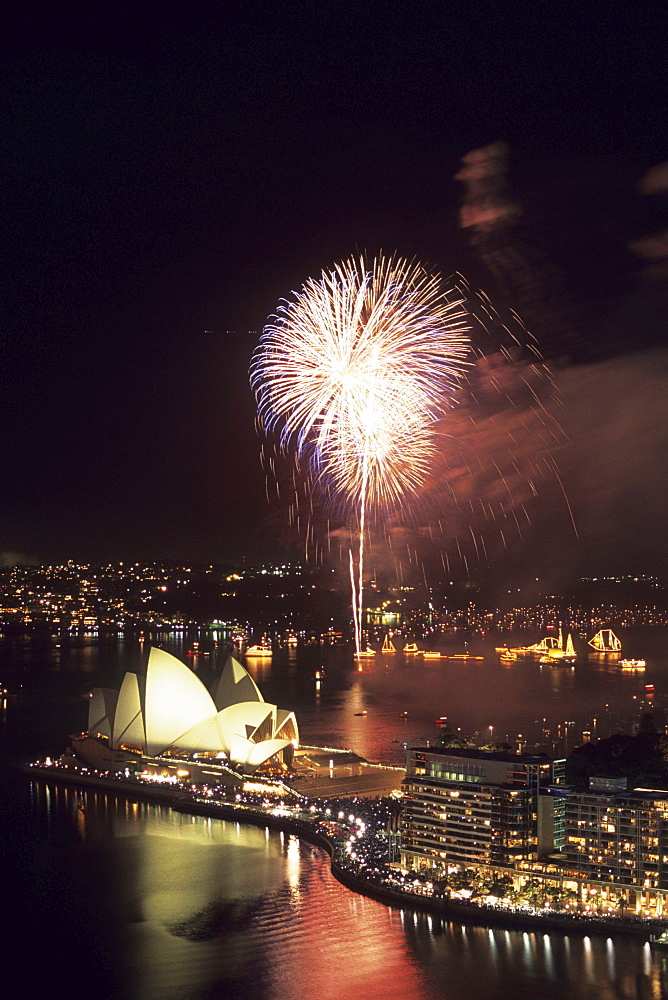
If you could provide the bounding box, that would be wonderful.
[1,2,666,580]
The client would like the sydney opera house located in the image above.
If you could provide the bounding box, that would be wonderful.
[67,647,299,782]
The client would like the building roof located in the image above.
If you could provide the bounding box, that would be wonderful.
[408,746,558,765]
[88,647,298,775]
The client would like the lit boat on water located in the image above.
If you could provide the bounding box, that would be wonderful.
[527,636,561,655]
[441,653,484,661]
[499,650,518,665]
[495,644,535,657]
[423,651,443,660]
[354,645,376,659]
[245,644,273,658]
[619,658,646,671]
[381,634,397,654]
[539,628,577,666]
[403,642,422,655]
[497,636,565,658]
[588,628,622,654]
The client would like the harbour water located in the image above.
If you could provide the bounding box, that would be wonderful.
[2,631,668,998]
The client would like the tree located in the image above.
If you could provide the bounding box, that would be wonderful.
[566,730,668,790]
[437,728,471,749]
[449,868,476,892]
[521,878,546,908]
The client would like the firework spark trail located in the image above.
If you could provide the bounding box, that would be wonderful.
[251,254,470,652]
[355,441,370,652]
[409,285,580,581]
[252,256,470,515]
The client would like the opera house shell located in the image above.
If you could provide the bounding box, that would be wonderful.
[84,647,299,775]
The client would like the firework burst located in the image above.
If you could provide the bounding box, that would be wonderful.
[251,254,470,651]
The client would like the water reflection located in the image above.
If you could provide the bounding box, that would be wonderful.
[2,627,665,777]
[5,631,668,999]
[21,782,667,1000]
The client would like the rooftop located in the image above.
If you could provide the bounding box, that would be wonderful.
[408,746,561,765]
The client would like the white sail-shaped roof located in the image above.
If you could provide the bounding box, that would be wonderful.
[83,647,299,775]
[227,734,255,763]
[245,738,293,769]
[274,708,299,744]
[225,734,293,772]
[143,647,218,756]
[211,657,263,710]
[88,687,118,738]
[171,715,226,754]
[218,702,275,750]
[112,672,145,750]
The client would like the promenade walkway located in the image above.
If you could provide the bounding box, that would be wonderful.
[23,759,667,942]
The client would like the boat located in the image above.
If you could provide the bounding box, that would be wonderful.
[354,646,376,659]
[538,627,577,665]
[588,629,622,653]
[400,711,408,718]
[245,644,273,657]
[526,636,561,655]
[381,634,397,654]
[496,644,535,657]
[619,658,646,671]
[403,642,422,655]
[353,710,368,716]
[650,931,668,949]
[441,653,484,661]
[539,655,574,667]
[423,651,443,660]
[499,650,517,664]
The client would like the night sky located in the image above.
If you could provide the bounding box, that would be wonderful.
[2,3,666,584]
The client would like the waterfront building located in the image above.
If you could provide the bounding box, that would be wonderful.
[564,780,668,914]
[400,745,668,917]
[400,747,565,872]
[74,647,299,778]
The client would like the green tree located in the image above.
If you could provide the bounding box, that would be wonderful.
[437,728,471,749]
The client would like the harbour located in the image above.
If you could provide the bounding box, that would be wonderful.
[4,629,668,998]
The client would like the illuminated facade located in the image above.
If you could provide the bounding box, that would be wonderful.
[85,647,298,775]
[565,785,668,892]
[401,750,668,915]
[400,747,565,871]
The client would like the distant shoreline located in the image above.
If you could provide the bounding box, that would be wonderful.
[22,762,662,941]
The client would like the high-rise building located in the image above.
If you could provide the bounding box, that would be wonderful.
[401,750,668,916]
[400,747,565,872]
[565,782,668,894]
